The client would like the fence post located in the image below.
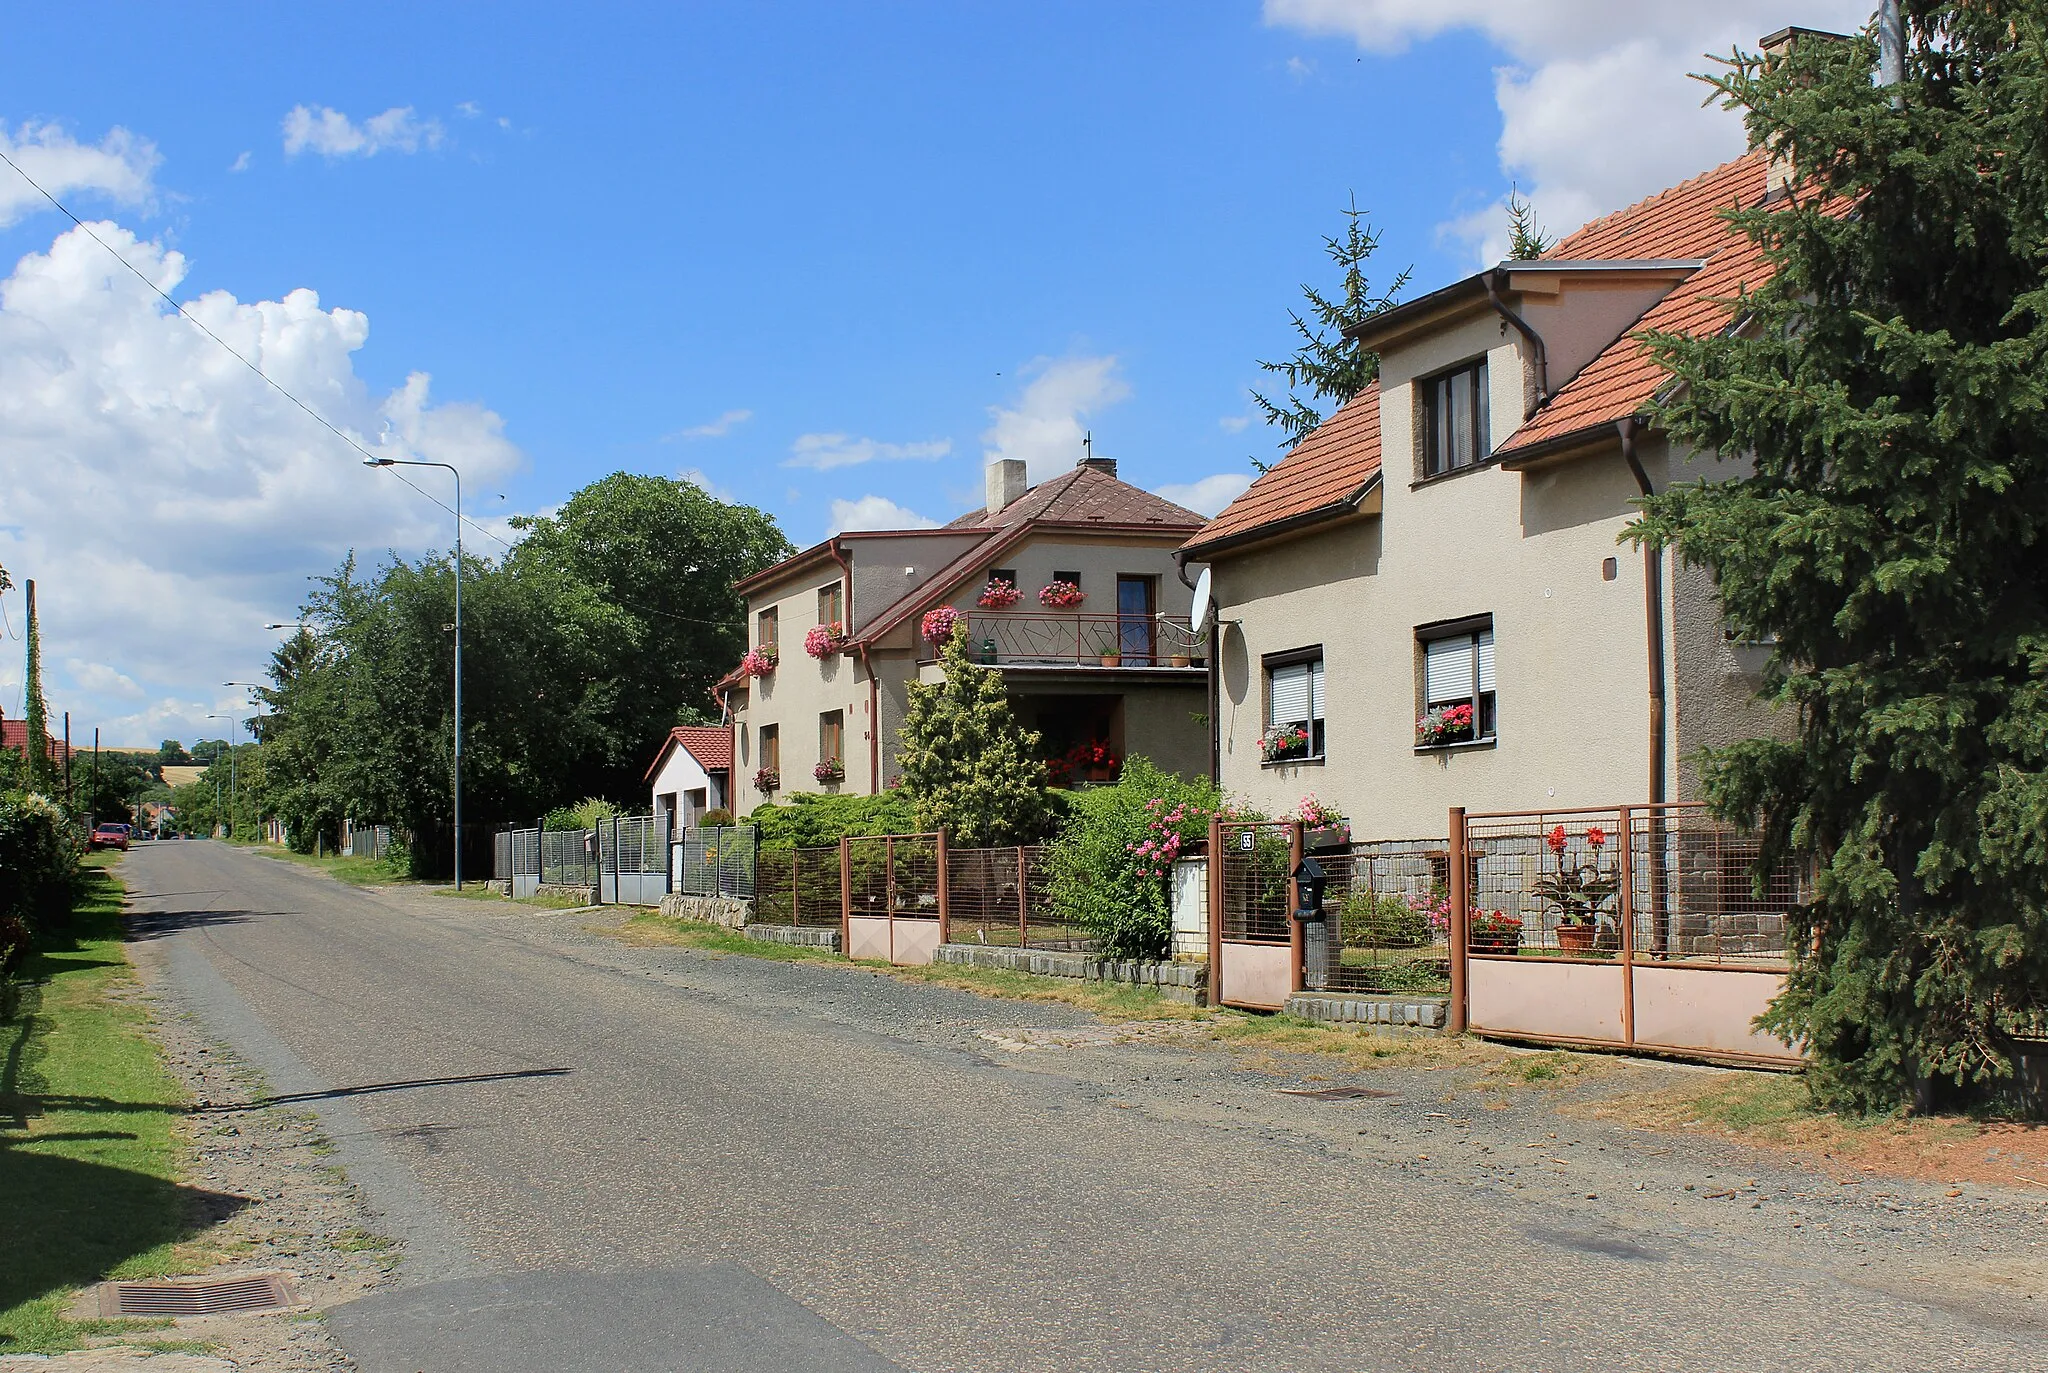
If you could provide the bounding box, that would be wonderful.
[1207,814,1224,1008]
[1448,806,1469,1035]
[1618,805,1636,1047]
[936,827,951,946]
[792,845,801,926]
[840,835,852,955]
[1287,820,1306,997]
[1017,845,1029,949]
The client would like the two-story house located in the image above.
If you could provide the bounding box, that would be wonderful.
[722,454,1209,810]
[1180,142,1799,838]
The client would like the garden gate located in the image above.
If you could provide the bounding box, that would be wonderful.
[840,832,948,965]
[598,813,669,905]
[1208,818,1300,1010]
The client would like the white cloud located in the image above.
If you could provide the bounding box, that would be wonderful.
[981,355,1131,486]
[1264,0,1871,261]
[228,150,252,174]
[664,408,752,441]
[786,431,951,472]
[1219,411,1256,434]
[675,467,734,501]
[1286,56,1317,81]
[456,101,483,118]
[282,105,446,159]
[1155,473,1253,518]
[0,122,159,228]
[0,219,522,746]
[826,495,938,535]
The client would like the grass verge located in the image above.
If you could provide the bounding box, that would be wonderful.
[0,853,207,1354]
[238,842,414,887]
[436,887,591,911]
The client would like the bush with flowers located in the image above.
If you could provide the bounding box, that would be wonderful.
[976,578,1021,609]
[1470,908,1523,952]
[920,605,963,645]
[804,622,848,658]
[740,646,777,678]
[1531,823,1619,929]
[1044,755,1237,959]
[1037,579,1085,609]
[1415,702,1475,746]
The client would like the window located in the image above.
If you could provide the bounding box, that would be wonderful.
[1263,648,1326,763]
[817,582,843,628]
[757,607,779,650]
[759,724,780,773]
[1420,621,1496,746]
[819,710,844,765]
[986,567,1015,587]
[1422,359,1490,477]
[1117,575,1156,663]
[1053,570,1082,588]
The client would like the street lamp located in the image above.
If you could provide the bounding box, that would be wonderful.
[364,455,465,889]
[203,712,241,838]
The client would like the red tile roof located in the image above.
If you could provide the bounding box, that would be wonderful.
[645,724,733,782]
[1,717,71,764]
[1180,384,1381,556]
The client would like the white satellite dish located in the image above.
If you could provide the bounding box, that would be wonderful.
[1190,566,1214,632]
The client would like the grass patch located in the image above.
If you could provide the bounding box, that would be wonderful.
[436,887,591,911]
[1206,1015,1506,1072]
[886,963,1207,1022]
[0,853,218,1354]
[238,842,414,887]
[614,914,846,963]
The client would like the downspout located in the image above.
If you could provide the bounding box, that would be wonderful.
[828,537,882,793]
[1620,415,1671,957]
[1485,269,1549,417]
[1173,550,1220,787]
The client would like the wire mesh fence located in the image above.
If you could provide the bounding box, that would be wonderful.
[541,829,594,888]
[1217,820,1294,944]
[844,834,942,918]
[1306,837,1452,996]
[675,824,759,898]
[943,845,1092,950]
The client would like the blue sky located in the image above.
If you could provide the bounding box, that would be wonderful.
[0,1,1869,746]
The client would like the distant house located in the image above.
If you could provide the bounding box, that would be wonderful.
[719,454,1209,810]
[0,709,71,770]
[645,726,734,839]
[1181,140,1800,838]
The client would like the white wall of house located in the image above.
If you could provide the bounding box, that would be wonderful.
[649,744,722,836]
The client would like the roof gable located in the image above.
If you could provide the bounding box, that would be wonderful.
[645,724,733,783]
[1181,384,1382,556]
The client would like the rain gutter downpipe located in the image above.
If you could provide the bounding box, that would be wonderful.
[1173,550,1220,787]
[828,537,882,793]
[1618,416,1667,810]
[1485,269,1549,418]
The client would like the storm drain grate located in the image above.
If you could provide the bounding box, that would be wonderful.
[99,1274,298,1318]
[1280,1086,1397,1100]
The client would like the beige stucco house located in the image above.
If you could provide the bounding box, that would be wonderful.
[1180,147,1795,840]
[720,455,1210,811]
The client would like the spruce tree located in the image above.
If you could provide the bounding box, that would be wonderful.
[1632,8,2048,1111]
[1505,184,1554,260]
[1251,196,1410,450]
[896,628,1049,847]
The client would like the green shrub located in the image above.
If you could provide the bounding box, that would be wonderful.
[1044,757,1221,960]
[0,790,80,972]
[697,808,735,827]
[747,789,920,850]
[1340,890,1431,949]
[543,798,620,831]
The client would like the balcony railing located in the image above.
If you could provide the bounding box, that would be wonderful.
[924,612,1207,668]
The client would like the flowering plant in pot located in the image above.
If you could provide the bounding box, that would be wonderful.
[920,605,963,645]
[976,577,1021,609]
[813,758,845,784]
[804,622,848,658]
[1470,908,1523,954]
[1061,739,1120,782]
[1415,702,1475,746]
[1260,723,1311,763]
[752,765,780,793]
[740,645,777,678]
[1037,579,1084,609]
[1291,794,1350,849]
[1532,823,1620,953]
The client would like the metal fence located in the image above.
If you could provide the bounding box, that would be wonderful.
[1216,820,1294,944]
[923,612,1206,667]
[494,826,541,898]
[943,845,1092,950]
[1307,837,1452,996]
[675,824,759,899]
[845,834,941,917]
[341,821,392,860]
[601,813,669,905]
[540,829,594,889]
[753,845,852,927]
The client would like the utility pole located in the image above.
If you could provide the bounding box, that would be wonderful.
[62,710,71,807]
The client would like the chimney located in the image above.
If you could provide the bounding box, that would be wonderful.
[1757,26,1851,200]
[985,458,1027,514]
[1076,431,1116,478]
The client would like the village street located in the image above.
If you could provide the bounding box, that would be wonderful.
[123,843,2046,1373]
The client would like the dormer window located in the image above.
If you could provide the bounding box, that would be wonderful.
[1422,359,1490,477]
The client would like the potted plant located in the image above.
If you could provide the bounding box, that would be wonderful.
[977,577,1021,610]
[1531,824,1620,954]
[1038,579,1085,610]
[804,622,848,658]
[1260,723,1311,763]
[1415,702,1475,747]
[813,758,844,784]
[1292,794,1350,850]
[1169,651,1193,668]
[740,645,777,679]
[1470,908,1523,954]
[1063,740,1120,783]
[921,605,963,646]
[753,765,780,794]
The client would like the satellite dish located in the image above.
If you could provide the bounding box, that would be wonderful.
[1190,567,1214,632]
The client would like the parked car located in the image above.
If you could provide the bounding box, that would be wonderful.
[89,823,132,851]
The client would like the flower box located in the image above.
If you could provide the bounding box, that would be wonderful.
[813,759,845,784]
[1416,702,1475,747]
[740,646,778,679]
[1038,580,1085,610]
[804,622,849,659]
[1260,724,1312,763]
[753,766,780,793]
[977,578,1021,610]
[921,605,963,645]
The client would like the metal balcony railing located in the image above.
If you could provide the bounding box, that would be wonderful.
[921,612,1207,667]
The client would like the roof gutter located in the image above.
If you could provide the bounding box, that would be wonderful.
[1178,474,1382,561]
[1485,269,1549,417]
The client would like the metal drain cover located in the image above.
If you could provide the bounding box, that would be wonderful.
[99,1273,299,1318]
[1280,1086,1397,1100]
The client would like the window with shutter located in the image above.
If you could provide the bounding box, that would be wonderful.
[1262,648,1326,763]
[1418,620,1497,745]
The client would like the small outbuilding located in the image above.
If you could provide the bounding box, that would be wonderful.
[645,725,734,842]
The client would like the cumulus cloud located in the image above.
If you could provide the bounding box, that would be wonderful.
[0,220,522,746]
[826,495,939,535]
[786,432,951,471]
[228,150,252,173]
[0,122,159,228]
[981,355,1131,485]
[664,408,752,441]
[1155,473,1253,518]
[282,105,446,159]
[1265,0,1870,260]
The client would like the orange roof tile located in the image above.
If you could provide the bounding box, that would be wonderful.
[1180,384,1381,556]
[644,724,734,782]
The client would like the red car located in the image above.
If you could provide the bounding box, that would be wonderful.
[89,823,132,851]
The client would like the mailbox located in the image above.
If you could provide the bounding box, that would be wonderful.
[1291,854,1327,922]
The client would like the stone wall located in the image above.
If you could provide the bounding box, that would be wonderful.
[658,893,752,928]
[931,944,1207,1005]
[1285,993,1449,1035]
[744,923,841,952]
[537,882,597,905]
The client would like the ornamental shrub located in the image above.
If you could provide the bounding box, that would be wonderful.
[543,797,620,831]
[0,789,80,972]
[896,627,1050,847]
[1044,757,1223,960]
[746,789,920,851]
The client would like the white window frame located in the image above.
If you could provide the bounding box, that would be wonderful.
[1419,620,1496,747]
[1263,648,1326,764]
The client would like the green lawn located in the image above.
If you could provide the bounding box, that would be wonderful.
[236,840,414,887]
[0,853,207,1353]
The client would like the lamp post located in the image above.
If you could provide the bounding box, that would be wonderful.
[203,712,240,838]
[364,456,465,889]
[224,682,263,839]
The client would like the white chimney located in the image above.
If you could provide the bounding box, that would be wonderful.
[985,458,1027,514]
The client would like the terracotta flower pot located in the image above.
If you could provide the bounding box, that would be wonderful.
[1169,654,1192,668]
[1556,924,1599,954]
[1100,654,1122,667]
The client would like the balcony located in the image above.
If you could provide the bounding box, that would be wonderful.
[916,612,1207,677]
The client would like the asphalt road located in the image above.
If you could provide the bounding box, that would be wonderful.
[124,842,2048,1372]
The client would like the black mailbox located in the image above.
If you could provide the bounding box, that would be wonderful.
[1291,855,1327,921]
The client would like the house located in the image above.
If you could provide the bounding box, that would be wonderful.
[0,709,71,771]
[720,453,1209,810]
[644,725,734,838]
[1179,136,1802,839]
